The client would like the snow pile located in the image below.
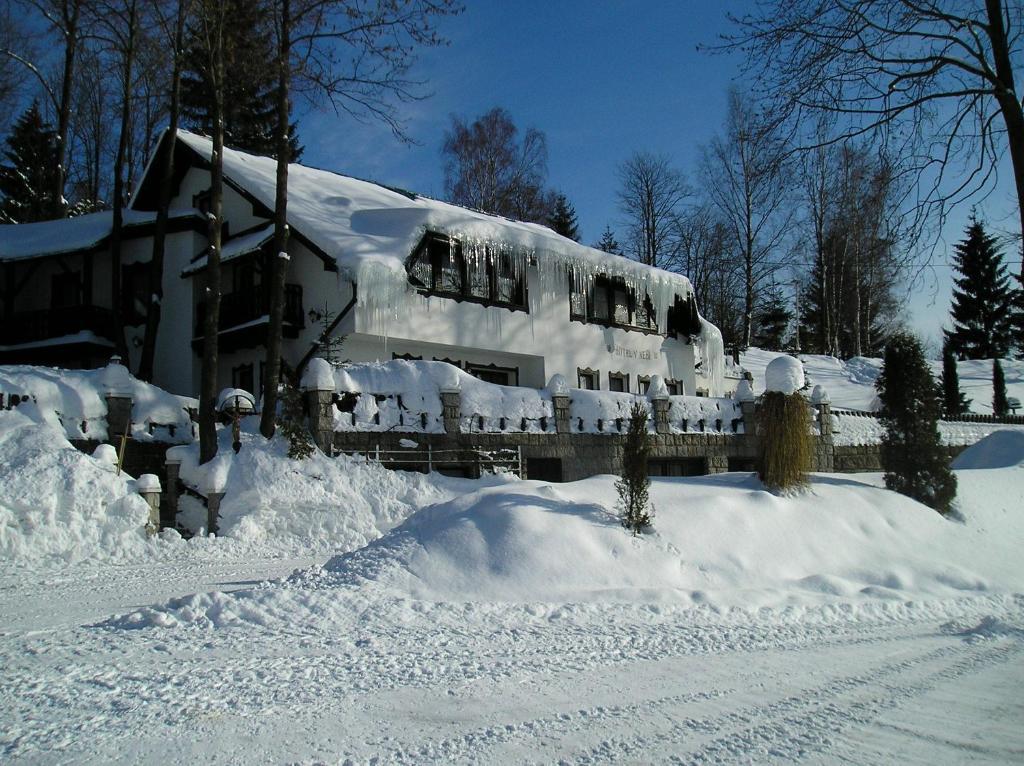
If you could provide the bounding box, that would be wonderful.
[832,412,1024,447]
[168,426,500,555]
[953,430,1024,469]
[0,406,152,565]
[0,363,194,442]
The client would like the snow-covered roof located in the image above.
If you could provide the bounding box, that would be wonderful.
[169,131,696,304]
[0,208,198,262]
[182,222,274,275]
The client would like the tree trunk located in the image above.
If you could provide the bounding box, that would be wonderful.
[259,0,292,439]
[986,0,1024,279]
[138,0,186,382]
[199,10,225,466]
[108,0,137,364]
[54,0,80,218]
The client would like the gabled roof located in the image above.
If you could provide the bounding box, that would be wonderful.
[152,130,695,304]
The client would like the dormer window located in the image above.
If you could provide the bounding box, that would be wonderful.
[570,274,658,333]
[406,233,527,311]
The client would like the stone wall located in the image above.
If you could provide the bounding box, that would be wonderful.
[833,443,966,473]
[311,388,837,481]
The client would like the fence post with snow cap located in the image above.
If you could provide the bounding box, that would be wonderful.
[439,389,462,435]
[546,375,571,434]
[100,356,134,444]
[647,375,671,435]
[202,475,225,536]
[164,451,183,529]
[300,357,337,453]
[136,474,161,535]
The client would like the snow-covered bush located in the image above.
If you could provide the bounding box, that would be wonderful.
[616,403,653,535]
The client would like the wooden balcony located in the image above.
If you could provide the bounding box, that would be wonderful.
[3,305,116,346]
[193,284,304,353]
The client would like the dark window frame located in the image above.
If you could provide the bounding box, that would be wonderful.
[637,375,651,395]
[406,233,528,312]
[570,274,659,334]
[608,371,629,393]
[466,362,519,387]
[232,362,255,394]
[577,367,600,390]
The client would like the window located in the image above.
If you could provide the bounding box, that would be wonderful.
[666,294,702,338]
[51,271,81,309]
[570,275,658,333]
[637,376,651,394]
[467,363,518,386]
[608,371,629,392]
[232,363,254,393]
[577,367,599,390]
[121,262,150,325]
[406,233,527,310]
[392,352,422,361]
[665,379,682,396]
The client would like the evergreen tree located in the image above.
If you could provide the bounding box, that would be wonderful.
[1012,264,1024,358]
[940,338,971,416]
[945,218,1014,360]
[993,358,1009,417]
[0,103,60,224]
[594,225,622,255]
[547,192,579,241]
[616,402,653,535]
[752,284,792,350]
[876,332,957,515]
[180,0,302,160]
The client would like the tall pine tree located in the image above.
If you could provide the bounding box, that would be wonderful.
[945,218,1014,360]
[940,338,971,416]
[0,103,60,224]
[752,283,792,350]
[876,332,957,515]
[547,192,579,241]
[180,0,302,159]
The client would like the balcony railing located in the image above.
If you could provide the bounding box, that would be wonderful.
[4,305,115,346]
[195,284,304,336]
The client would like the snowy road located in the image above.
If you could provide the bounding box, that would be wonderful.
[2,560,1022,764]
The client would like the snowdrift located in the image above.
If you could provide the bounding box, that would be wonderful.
[167,426,504,556]
[318,473,1022,606]
[0,406,152,565]
[953,430,1024,469]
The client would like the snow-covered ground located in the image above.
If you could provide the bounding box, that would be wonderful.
[740,348,1024,415]
[2,398,1024,762]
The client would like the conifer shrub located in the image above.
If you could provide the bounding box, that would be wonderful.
[876,332,957,515]
[940,339,971,416]
[616,402,653,535]
[757,391,812,492]
[993,358,1009,417]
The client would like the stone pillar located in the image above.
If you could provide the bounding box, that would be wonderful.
[440,389,461,435]
[105,394,133,442]
[552,393,571,434]
[816,401,832,438]
[305,388,336,453]
[651,395,670,435]
[740,400,757,435]
[136,474,161,535]
[163,455,181,530]
[815,401,834,472]
[206,491,224,536]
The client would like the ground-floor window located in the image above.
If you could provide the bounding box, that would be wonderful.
[608,371,629,393]
[649,458,706,477]
[577,367,599,390]
[466,363,518,386]
[232,363,254,394]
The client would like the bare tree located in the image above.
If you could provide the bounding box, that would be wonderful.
[441,106,552,223]
[191,0,228,465]
[616,151,690,270]
[701,89,793,349]
[2,0,94,218]
[721,0,1024,276]
[259,0,461,439]
[137,0,189,383]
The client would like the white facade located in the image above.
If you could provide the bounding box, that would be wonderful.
[1,131,725,399]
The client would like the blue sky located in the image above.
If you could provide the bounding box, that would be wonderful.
[296,1,1021,352]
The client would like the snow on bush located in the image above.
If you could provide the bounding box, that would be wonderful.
[0,363,194,442]
[764,355,805,394]
[0,406,152,565]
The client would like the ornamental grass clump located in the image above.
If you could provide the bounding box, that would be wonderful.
[757,391,812,492]
[757,355,812,493]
